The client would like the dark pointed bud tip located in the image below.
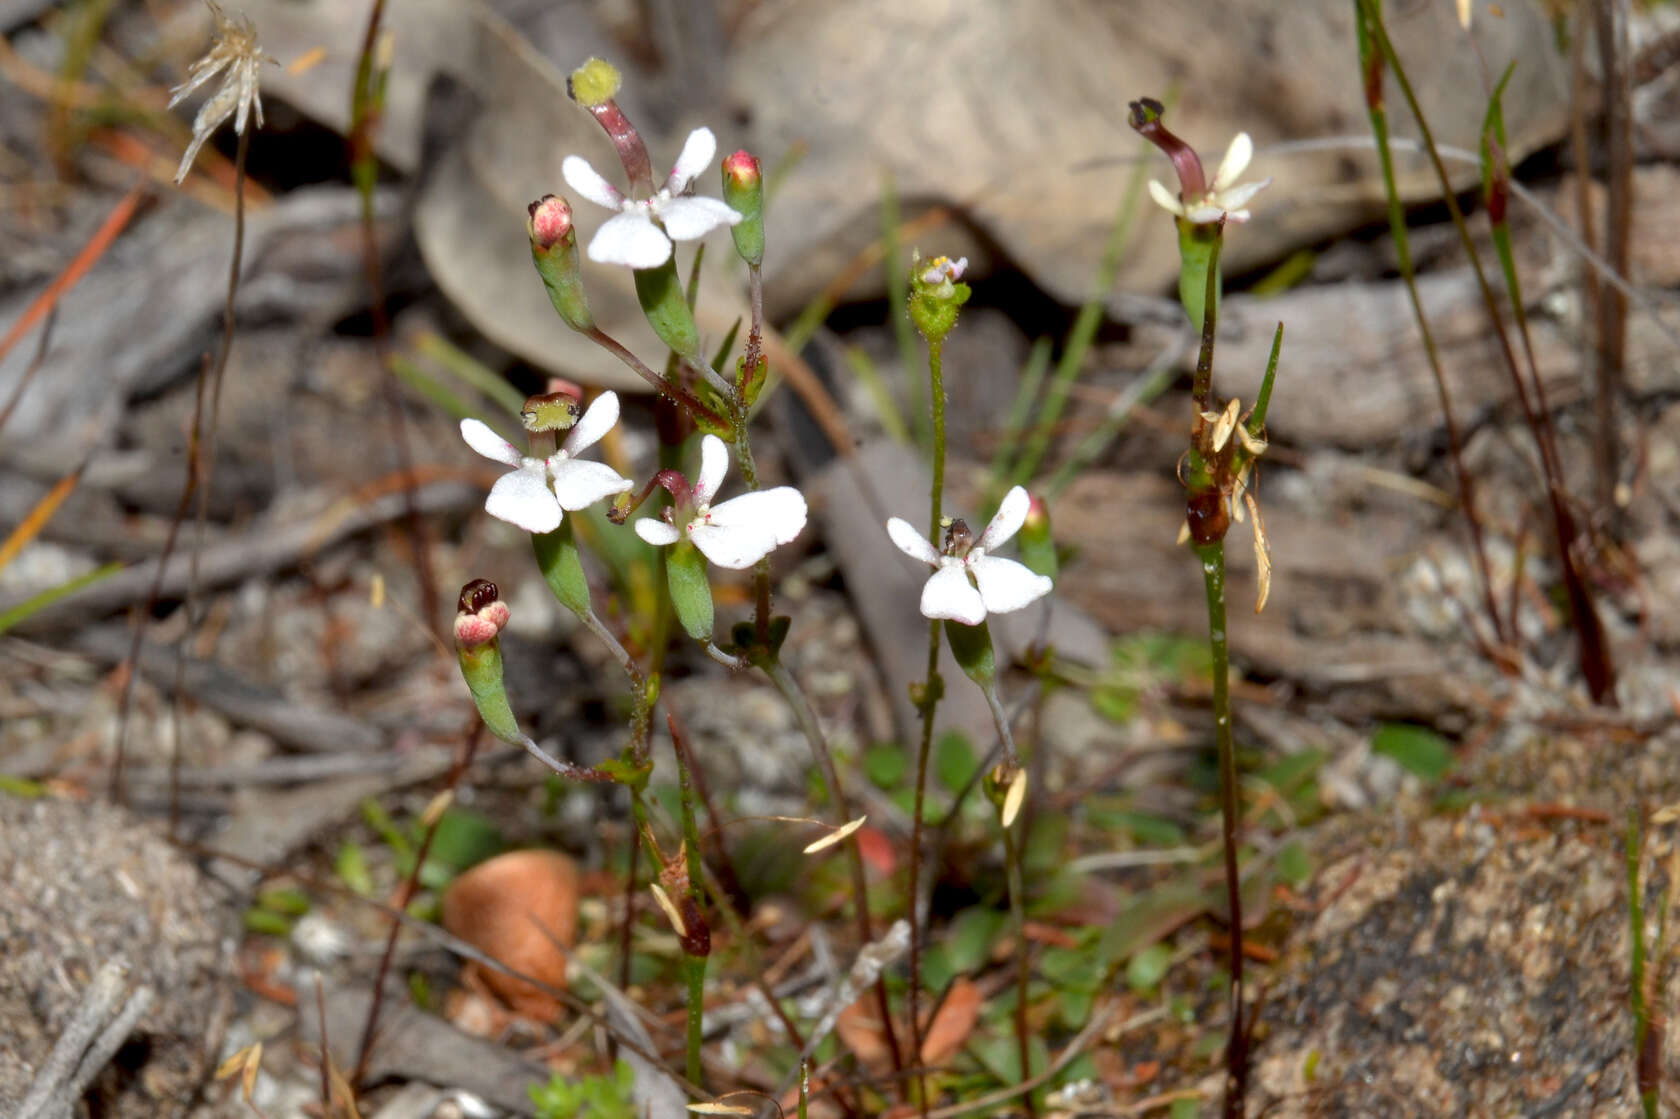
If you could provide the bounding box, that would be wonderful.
[454,579,510,648]
[722,149,761,187]
[527,195,574,249]
[1127,98,1165,130]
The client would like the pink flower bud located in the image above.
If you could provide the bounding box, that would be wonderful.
[722,149,761,188]
[527,195,574,250]
[454,579,510,649]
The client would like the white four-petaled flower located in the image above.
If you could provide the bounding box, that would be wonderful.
[1146,132,1271,225]
[635,434,807,569]
[460,392,632,534]
[562,127,742,269]
[886,486,1053,625]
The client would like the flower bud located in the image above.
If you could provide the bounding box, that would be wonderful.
[454,578,509,649]
[633,256,701,360]
[908,251,971,347]
[721,149,764,268]
[453,580,525,744]
[528,196,596,333]
[1018,495,1057,580]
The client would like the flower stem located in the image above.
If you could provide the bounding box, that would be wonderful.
[583,325,728,430]
[761,658,904,1081]
[907,330,949,1114]
[1196,539,1248,1118]
[670,715,710,1089]
[576,604,652,763]
[1001,819,1036,1118]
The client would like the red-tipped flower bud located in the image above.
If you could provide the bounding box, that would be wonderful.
[527,195,574,250]
[721,149,765,268]
[454,579,510,649]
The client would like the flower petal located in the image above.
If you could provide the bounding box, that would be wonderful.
[970,555,1053,615]
[586,211,673,269]
[168,55,232,109]
[667,127,717,191]
[920,566,986,625]
[460,418,523,466]
[485,462,562,534]
[563,391,620,455]
[562,154,623,210]
[689,520,780,569]
[1215,177,1271,213]
[695,434,729,504]
[977,486,1031,552]
[1147,179,1186,217]
[658,196,742,241]
[1183,203,1227,224]
[550,458,632,511]
[1212,132,1253,191]
[886,517,939,565]
[636,519,681,547]
[704,487,808,545]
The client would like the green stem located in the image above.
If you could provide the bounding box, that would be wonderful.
[576,605,652,764]
[907,331,950,1115]
[672,724,709,1089]
[1001,821,1035,1118]
[761,658,905,1082]
[1196,540,1247,1119]
[1627,809,1656,1118]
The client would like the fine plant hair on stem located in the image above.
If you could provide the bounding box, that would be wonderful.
[114,128,251,809]
[1355,0,1616,701]
[352,725,484,1086]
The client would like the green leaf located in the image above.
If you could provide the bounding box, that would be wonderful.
[335,840,373,896]
[0,774,46,799]
[243,908,294,936]
[945,906,1008,974]
[1126,942,1174,993]
[864,744,909,789]
[427,809,506,873]
[1276,838,1313,888]
[1085,802,1186,846]
[1371,722,1453,782]
[934,730,977,795]
[255,887,311,916]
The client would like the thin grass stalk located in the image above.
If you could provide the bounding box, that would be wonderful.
[1352,0,1507,651]
[906,324,951,1116]
[1007,147,1151,493]
[1627,809,1656,1118]
[352,726,484,1085]
[124,126,248,810]
[1356,0,1616,701]
[350,0,441,639]
[762,658,905,1084]
[881,176,926,452]
[668,714,711,1088]
[1593,0,1632,523]
[1001,788,1035,1118]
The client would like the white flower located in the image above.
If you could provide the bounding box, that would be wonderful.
[562,127,742,269]
[886,486,1052,626]
[634,434,807,569]
[169,1,271,184]
[1146,132,1270,225]
[460,392,632,534]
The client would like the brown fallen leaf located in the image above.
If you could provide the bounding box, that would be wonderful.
[441,849,580,1020]
[835,975,983,1071]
